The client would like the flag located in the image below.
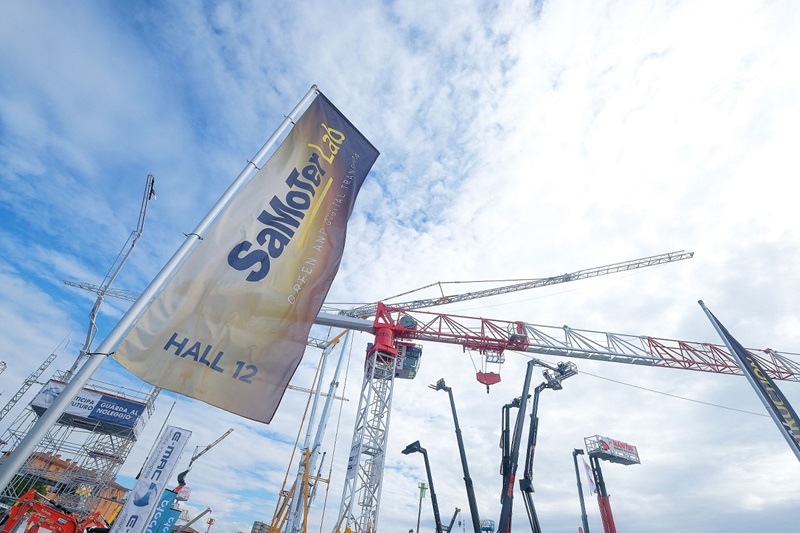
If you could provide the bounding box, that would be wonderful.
[582,457,596,495]
[114,92,379,423]
[144,490,177,533]
[700,301,800,461]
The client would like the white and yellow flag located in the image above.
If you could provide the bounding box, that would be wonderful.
[114,93,379,423]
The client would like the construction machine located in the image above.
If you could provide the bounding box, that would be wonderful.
[497,360,577,533]
[0,489,107,533]
[401,441,443,533]
[444,508,461,533]
[429,379,481,533]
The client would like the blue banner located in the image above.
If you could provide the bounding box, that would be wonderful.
[158,508,181,533]
[89,394,146,428]
[145,490,177,533]
[701,301,800,461]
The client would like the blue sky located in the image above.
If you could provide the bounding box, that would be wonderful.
[2,1,800,532]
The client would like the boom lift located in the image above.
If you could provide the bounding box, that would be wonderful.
[175,428,234,488]
[401,441,443,533]
[444,508,460,533]
[428,379,481,533]
[497,360,577,533]
[583,435,641,533]
[0,489,107,533]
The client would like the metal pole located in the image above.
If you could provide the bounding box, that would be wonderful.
[0,85,320,494]
[572,449,590,533]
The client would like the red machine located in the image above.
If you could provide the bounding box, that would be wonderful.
[0,489,107,533]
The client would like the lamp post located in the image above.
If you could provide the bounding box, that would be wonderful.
[572,449,590,533]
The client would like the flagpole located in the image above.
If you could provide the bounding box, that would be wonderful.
[698,300,800,462]
[0,85,320,493]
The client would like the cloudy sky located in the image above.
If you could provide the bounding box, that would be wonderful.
[2,1,800,532]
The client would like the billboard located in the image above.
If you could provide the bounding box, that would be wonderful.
[30,380,148,438]
[585,435,640,465]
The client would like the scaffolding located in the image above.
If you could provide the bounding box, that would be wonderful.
[0,370,159,518]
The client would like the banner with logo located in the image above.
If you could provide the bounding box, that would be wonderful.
[112,426,191,533]
[702,303,800,460]
[114,92,379,423]
[30,380,148,437]
[144,490,177,533]
[157,508,180,533]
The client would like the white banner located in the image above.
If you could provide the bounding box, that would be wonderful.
[111,426,191,533]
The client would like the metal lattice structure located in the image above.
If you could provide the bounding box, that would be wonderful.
[337,250,694,318]
[0,174,158,515]
[334,347,398,533]
[0,346,63,423]
[0,370,159,517]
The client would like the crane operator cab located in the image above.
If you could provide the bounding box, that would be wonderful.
[395,342,423,379]
[363,341,423,380]
[507,321,529,350]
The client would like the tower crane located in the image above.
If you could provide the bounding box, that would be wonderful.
[0,338,69,423]
[337,250,694,319]
[314,302,800,533]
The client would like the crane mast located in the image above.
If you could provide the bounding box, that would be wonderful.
[0,340,67,423]
[332,332,398,533]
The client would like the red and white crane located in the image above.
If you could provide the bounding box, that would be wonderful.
[317,299,800,533]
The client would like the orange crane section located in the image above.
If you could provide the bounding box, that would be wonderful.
[0,489,107,533]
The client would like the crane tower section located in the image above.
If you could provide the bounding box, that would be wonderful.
[333,312,422,533]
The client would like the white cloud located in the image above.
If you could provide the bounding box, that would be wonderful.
[1,1,799,532]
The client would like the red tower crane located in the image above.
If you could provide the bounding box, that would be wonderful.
[318,303,800,533]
